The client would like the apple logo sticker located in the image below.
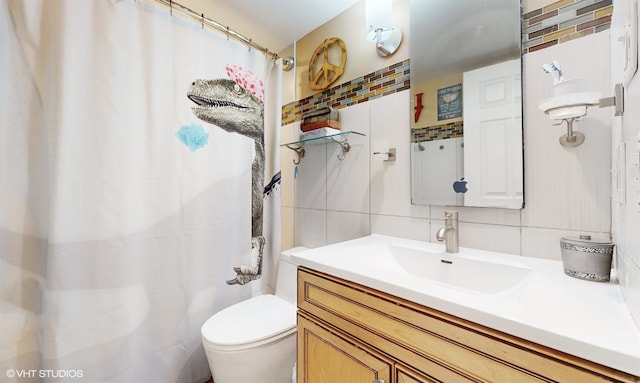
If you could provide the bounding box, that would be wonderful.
[453,177,468,193]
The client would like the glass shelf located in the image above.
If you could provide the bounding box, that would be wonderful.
[280,130,366,164]
[281,130,365,147]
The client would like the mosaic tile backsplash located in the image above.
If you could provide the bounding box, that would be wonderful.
[282,60,410,125]
[413,122,464,143]
[524,0,612,53]
[282,0,612,127]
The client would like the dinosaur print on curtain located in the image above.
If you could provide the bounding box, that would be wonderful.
[188,65,275,285]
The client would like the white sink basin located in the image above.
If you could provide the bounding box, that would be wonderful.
[387,245,531,294]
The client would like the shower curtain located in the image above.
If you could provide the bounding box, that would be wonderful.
[1,0,281,381]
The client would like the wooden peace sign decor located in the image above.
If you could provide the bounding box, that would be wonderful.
[308,37,347,90]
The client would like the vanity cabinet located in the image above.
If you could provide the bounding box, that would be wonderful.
[296,267,639,383]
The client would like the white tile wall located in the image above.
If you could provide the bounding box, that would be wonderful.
[523,32,612,234]
[370,214,430,242]
[326,211,370,244]
[370,92,429,220]
[293,208,326,248]
[294,140,327,210]
[326,102,370,214]
[455,222,522,255]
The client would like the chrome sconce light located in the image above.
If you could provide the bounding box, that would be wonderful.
[282,57,295,71]
[365,0,402,57]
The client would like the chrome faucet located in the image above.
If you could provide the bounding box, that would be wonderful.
[436,211,459,253]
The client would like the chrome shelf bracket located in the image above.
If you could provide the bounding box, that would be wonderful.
[329,135,351,161]
[284,144,305,165]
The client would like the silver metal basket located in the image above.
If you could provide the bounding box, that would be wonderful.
[560,235,614,282]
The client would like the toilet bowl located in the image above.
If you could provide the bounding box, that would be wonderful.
[201,247,308,383]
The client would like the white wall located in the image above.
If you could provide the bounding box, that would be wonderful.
[611,0,640,329]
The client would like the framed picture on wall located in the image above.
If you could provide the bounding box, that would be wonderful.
[437,84,462,121]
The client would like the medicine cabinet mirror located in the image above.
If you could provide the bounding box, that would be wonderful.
[410,0,524,209]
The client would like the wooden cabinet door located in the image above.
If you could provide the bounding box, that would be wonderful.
[297,314,392,383]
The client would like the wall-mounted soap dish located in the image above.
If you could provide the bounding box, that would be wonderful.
[538,91,601,147]
[538,80,623,147]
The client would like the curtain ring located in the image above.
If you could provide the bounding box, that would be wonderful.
[169,0,172,15]
[226,26,230,40]
[201,13,204,29]
[248,38,252,51]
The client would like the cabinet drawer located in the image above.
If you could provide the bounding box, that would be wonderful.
[298,267,638,383]
[397,368,433,383]
[396,363,461,383]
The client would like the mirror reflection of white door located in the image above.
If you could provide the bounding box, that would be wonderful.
[463,59,523,208]
[412,139,463,205]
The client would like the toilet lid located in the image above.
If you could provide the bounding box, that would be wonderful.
[201,294,296,347]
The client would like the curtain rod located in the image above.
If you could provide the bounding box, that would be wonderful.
[152,0,280,61]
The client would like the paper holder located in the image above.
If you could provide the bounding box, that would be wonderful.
[373,148,396,161]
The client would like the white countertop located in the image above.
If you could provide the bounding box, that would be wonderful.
[291,234,640,376]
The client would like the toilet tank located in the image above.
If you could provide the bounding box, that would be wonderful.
[275,247,308,305]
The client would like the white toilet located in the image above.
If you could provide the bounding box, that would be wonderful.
[201,247,308,383]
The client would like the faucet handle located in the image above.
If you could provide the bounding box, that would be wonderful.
[445,211,458,219]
